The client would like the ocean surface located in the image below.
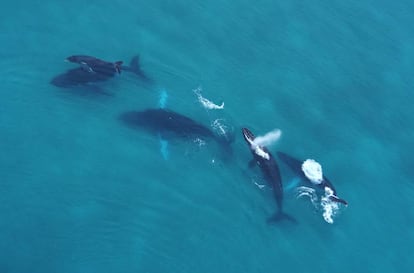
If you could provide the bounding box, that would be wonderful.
[1,0,413,272]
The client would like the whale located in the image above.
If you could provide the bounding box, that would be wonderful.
[119,108,233,156]
[50,55,150,88]
[66,55,123,75]
[242,128,296,223]
[277,151,348,205]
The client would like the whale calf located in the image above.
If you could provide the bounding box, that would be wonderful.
[242,128,295,223]
[66,55,123,76]
[277,151,348,205]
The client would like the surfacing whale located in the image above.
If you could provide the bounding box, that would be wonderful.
[119,108,233,156]
[277,151,348,205]
[242,128,296,223]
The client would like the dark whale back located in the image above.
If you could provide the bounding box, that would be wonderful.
[277,151,338,194]
[119,108,215,139]
[242,128,295,223]
[119,108,233,159]
[50,68,112,87]
[66,55,121,76]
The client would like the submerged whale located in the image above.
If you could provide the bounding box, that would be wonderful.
[277,151,348,205]
[119,108,233,155]
[242,128,296,223]
[50,55,150,88]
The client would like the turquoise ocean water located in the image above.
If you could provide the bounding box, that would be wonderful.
[1,0,413,272]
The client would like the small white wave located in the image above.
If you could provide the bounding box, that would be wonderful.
[254,182,266,189]
[211,119,228,137]
[252,129,282,147]
[193,138,206,147]
[193,87,224,110]
[251,178,266,190]
[296,186,319,204]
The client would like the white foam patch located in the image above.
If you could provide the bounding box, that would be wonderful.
[252,129,282,147]
[193,87,224,110]
[296,186,343,224]
[321,187,340,224]
[254,146,270,160]
[302,159,323,184]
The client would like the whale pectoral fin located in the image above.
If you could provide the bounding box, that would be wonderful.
[329,195,348,206]
[80,62,94,73]
[158,134,169,160]
[248,159,257,169]
[114,61,123,74]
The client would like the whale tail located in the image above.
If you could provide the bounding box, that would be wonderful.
[123,55,152,83]
[128,56,141,74]
[267,211,297,224]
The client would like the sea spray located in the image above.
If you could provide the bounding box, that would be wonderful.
[252,129,282,147]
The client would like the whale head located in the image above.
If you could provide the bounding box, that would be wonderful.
[242,128,270,160]
[242,128,255,144]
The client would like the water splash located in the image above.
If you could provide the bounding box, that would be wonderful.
[193,87,224,110]
[252,129,282,147]
[211,119,228,137]
[321,187,340,224]
[296,186,343,224]
[193,138,206,147]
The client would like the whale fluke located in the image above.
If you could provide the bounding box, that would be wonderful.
[121,55,152,83]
